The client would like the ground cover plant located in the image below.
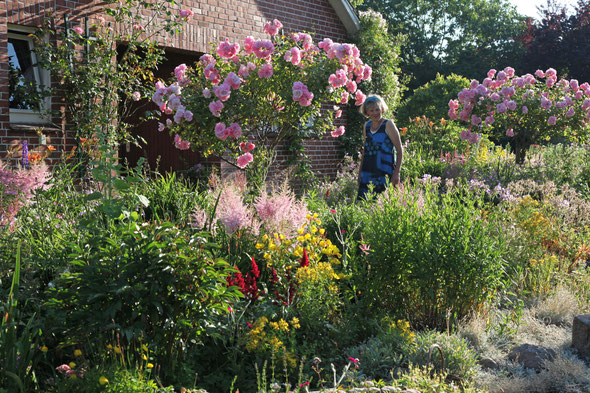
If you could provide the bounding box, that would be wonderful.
[2,2,590,393]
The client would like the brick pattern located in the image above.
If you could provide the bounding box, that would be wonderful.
[1,0,349,179]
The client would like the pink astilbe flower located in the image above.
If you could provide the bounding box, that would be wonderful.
[254,186,309,237]
[215,185,256,235]
[189,205,208,229]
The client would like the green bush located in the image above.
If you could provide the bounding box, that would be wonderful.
[404,330,479,382]
[45,221,241,375]
[396,74,470,127]
[355,183,507,329]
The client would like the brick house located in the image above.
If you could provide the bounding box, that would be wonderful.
[1,0,359,179]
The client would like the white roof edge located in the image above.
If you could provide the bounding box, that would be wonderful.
[328,0,360,35]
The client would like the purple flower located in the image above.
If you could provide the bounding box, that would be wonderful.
[21,140,30,169]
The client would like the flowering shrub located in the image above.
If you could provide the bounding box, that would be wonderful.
[153,19,372,168]
[450,67,590,162]
[0,159,50,228]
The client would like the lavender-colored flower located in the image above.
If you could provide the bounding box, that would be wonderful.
[21,140,30,169]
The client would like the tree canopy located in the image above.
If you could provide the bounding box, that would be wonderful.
[516,0,590,82]
[357,0,527,92]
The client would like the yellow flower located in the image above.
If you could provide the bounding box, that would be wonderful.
[142,354,148,360]
[114,347,122,354]
[306,213,311,220]
[290,317,300,329]
[319,228,325,235]
[255,243,264,249]
[279,234,286,240]
[74,349,82,357]
[106,344,113,350]
[269,321,279,330]
[142,344,148,352]
[304,233,311,240]
[41,345,48,353]
[69,362,76,368]
[264,253,271,260]
[147,363,154,369]
[99,376,109,385]
[262,234,269,241]
[278,319,289,332]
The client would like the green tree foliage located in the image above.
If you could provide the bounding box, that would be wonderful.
[396,73,470,126]
[341,10,406,158]
[358,0,527,92]
[516,0,590,82]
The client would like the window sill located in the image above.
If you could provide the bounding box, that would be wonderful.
[9,123,61,134]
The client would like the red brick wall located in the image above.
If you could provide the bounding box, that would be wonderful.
[1,0,350,180]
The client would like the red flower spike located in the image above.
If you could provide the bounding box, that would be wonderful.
[300,248,310,267]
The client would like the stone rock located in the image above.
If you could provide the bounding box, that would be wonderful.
[478,357,499,370]
[381,387,403,392]
[572,314,590,359]
[508,343,556,371]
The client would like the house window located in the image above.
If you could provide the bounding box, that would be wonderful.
[8,27,50,124]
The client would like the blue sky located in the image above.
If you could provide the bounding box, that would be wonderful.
[508,0,578,19]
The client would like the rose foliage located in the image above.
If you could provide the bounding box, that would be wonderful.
[152,19,372,168]
[449,66,590,162]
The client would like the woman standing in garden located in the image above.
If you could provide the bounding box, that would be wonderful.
[357,95,403,200]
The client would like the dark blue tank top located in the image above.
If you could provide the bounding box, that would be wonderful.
[360,119,395,176]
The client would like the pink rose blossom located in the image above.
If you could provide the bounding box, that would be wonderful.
[335,109,342,118]
[284,47,302,66]
[243,36,255,54]
[340,91,349,104]
[485,115,495,125]
[548,116,557,125]
[216,39,240,58]
[252,40,274,58]
[227,123,242,138]
[214,83,232,101]
[318,38,333,51]
[471,115,481,125]
[496,102,507,113]
[487,69,497,78]
[566,108,575,117]
[174,134,191,150]
[346,80,357,93]
[354,90,366,106]
[448,109,458,120]
[331,126,345,137]
[240,142,255,153]
[546,77,556,88]
[506,128,514,137]
[541,97,552,110]
[522,106,528,114]
[236,152,253,168]
[329,69,348,88]
[203,88,211,98]
[448,99,459,109]
[258,63,274,78]
[490,92,501,102]
[131,91,141,101]
[180,9,194,18]
[545,68,557,78]
[183,110,193,122]
[215,123,229,140]
[133,24,145,31]
[264,19,283,36]
[238,64,250,78]
[158,122,165,132]
[224,72,241,89]
[73,26,84,35]
[507,100,517,110]
[209,100,224,117]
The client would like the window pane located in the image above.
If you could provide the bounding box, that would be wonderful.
[8,37,41,110]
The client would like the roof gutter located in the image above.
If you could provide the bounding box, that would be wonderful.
[327,0,360,35]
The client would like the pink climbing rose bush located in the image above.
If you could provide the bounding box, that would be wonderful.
[450,66,590,162]
[152,20,372,168]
